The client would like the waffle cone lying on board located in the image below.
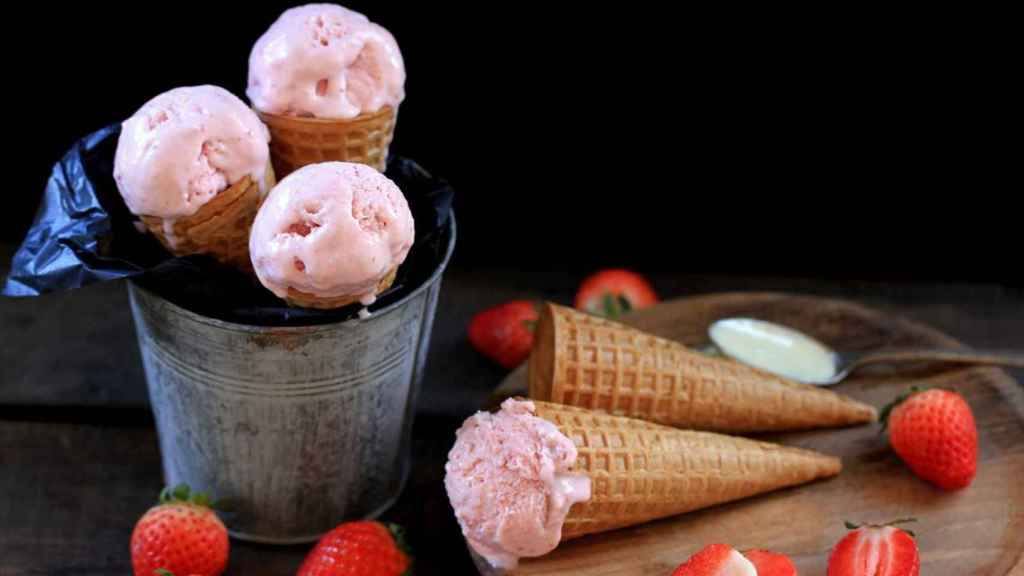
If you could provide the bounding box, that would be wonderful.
[257,106,397,178]
[445,398,840,569]
[529,303,877,433]
[535,401,841,540]
[139,166,275,272]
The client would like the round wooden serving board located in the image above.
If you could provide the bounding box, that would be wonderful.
[491,293,1024,575]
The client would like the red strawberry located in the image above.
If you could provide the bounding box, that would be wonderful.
[131,485,229,576]
[743,549,797,576]
[827,521,920,576]
[467,300,539,369]
[882,388,977,490]
[155,571,201,576]
[575,269,658,318]
[672,544,757,576]
[296,521,411,576]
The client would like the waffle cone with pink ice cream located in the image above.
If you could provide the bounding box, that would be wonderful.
[113,85,274,271]
[247,4,405,177]
[249,161,414,309]
[445,398,841,571]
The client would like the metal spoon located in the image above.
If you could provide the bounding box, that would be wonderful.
[708,317,1024,386]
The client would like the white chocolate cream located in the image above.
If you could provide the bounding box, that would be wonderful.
[709,318,837,384]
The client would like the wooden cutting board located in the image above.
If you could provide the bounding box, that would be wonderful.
[489,293,1024,576]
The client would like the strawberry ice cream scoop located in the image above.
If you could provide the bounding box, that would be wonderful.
[114,85,271,218]
[247,3,405,119]
[249,162,414,303]
[444,399,592,570]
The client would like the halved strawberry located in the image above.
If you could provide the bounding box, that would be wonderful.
[672,544,757,576]
[743,549,797,576]
[827,521,920,576]
[575,269,658,318]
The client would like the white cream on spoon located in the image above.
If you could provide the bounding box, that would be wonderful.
[709,318,837,385]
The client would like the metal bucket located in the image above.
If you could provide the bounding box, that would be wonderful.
[127,217,455,544]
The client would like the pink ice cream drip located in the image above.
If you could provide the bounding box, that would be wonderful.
[113,85,270,218]
[444,399,592,570]
[247,4,405,119]
[249,162,414,302]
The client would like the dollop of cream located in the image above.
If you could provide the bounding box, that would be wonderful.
[710,318,837,384]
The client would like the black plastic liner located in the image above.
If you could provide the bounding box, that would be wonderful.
[3,125,454,326]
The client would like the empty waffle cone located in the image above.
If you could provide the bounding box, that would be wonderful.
[530,400,841,539]
[283,266,399,309]
[257,106,397,178]
[529,303,877,433]
[139,166,275,272]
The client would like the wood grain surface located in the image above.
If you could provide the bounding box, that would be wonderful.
[494,293,1024,576]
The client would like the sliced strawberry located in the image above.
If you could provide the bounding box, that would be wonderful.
[575,269,658,318]
[827,523,920,576]
[743,549,797,576]
[673,544,757,576]
[467,300,539,369]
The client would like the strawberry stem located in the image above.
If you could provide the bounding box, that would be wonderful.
[157,484,217,510]
[385,523,415,576]
[878,386,926,434]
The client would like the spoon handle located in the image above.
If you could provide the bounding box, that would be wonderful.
[847,348,1024,372]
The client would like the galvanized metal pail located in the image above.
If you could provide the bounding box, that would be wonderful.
[127,218,455,544]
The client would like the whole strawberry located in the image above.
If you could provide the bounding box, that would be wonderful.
[575,269,658,318]
[131,485,228,576]
[467,300,539,369]
[882,388,977,490]
[297,521,411,576]
[828,520,919,576]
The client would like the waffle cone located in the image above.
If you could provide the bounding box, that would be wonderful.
[257,106,397,178]
[529,303,877,433]
[283,267,398,310]
[139,166,274,272]
[530,400,841,539]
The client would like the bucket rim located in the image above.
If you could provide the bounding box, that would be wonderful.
[128,211,456,334]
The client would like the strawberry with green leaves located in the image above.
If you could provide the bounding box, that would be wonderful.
[881,388,977,490]
[467,300,539,369]
[575,269,658,318]
[131,485,228,576]
[297,521,411,576]
[827,520,920,576]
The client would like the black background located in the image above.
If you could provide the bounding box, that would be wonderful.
[8,3,1016,282]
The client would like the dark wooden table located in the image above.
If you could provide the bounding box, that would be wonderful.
[2,246,1022,575]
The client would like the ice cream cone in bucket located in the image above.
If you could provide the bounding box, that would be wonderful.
[529,303,877,433]
[531,400,840,540]
[139,166,275,272]
[257,107,397,178]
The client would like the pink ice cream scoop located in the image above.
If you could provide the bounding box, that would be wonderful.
[249,162,414,303]
[444,399,592,570]
[114,85,271,218]
[247,3,405,119]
